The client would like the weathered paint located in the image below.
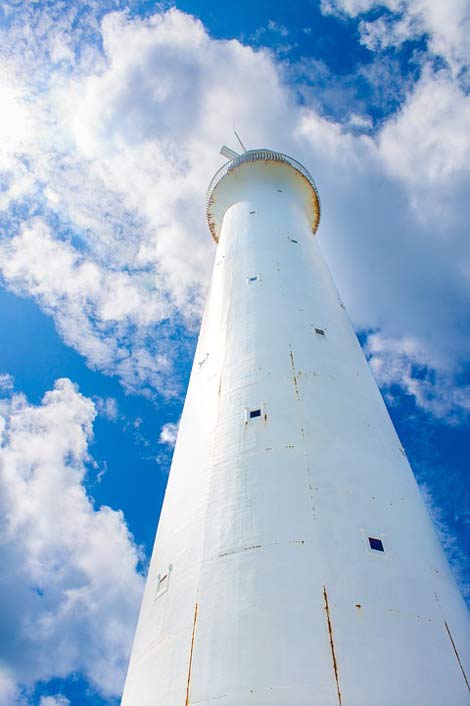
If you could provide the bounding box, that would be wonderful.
[323,586,342,706]
[121,149,470,706]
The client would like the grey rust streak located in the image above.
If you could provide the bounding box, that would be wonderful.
[185,602,199,706]
[434,591,470,691]
[323,586,343,706]
[218,539,305,559]
[218,544,262,558]
[444,619,470,691]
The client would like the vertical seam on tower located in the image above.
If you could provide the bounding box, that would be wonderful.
[185,602,199,706]
[323,586,343,705]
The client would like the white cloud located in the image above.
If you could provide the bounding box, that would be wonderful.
[0,374,14,393]
[0,666,20,706]
[94,396,119,421]
[0,83,33,155]
[378,68,470,192]
[358,11,422,53]
[0,379,144,699]
[321,0,470,76]
[348,112,373,130]
[419,483,470,601]
[0,219,176,397]
[159,421,179,447]
[365,332,470,422]
[39,697,70,706]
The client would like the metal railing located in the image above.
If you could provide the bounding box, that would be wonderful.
[206,149,321,240]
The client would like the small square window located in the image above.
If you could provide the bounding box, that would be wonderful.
[247,275,260,283]
[249,409,261,419]
[289,237,299,244]
[249,210,256,215]
[369,537,384,552]
[315,328,325,336]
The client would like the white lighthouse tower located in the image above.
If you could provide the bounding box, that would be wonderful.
[121,148,470,706]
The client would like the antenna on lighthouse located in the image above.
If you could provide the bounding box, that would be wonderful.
[219,125,247,161]
[233,123,247,152]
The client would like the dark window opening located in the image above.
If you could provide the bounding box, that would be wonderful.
[315,328,325,336]
[248,275,259,282]
[369,537,384,552]
[277,189,283,192]
[290,238,299,244]
[249,409,262,419]
[249,210,256,215]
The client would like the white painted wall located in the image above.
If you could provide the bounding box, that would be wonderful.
[121,151,470,706]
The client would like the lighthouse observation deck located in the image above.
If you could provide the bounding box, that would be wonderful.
[206,149,321,242]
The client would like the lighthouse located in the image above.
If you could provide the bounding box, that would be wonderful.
[121,148,470,705]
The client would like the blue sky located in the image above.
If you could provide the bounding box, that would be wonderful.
[0,1,469,704]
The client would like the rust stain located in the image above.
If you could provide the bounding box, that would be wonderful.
[434,591,470,691]
[219,541,306,558]
[355,603,362,609]
[323,586,343,706]
[185,602,199,706]
[206,153,320,241]
[289,347,300,400]
[219,544,262,558]
[291,168,320,233]
[444,619,470,691]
